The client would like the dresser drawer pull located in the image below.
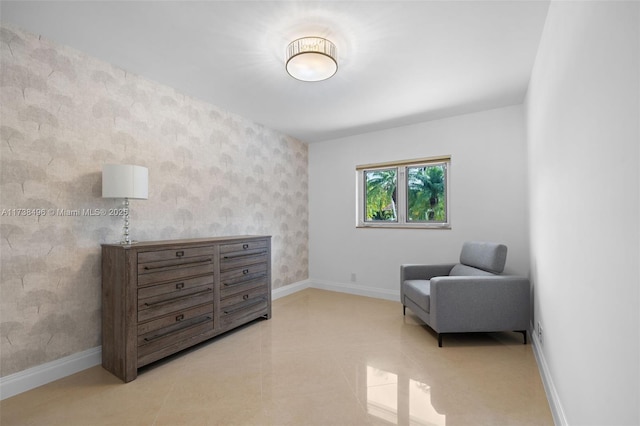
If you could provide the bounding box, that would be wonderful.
[176,251,184,257]
[242,269,249,275]
[175,282,185,290]
[222,274,267,287]
[243,294,249,300]
[223,297,265,315]
[222,250,267,259]
[176,314,184,322]
[143,258,212,270]
[143,316,212,342]
[143,288,212,307]
[243,244,249,249]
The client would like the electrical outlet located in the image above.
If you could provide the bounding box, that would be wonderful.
[350,272,356,282]
[537,321,543,345]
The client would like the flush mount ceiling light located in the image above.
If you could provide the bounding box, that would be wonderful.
[286,37,337,82]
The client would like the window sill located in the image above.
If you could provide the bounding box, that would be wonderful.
[356,224,451,230]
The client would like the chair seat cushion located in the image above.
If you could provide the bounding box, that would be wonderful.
[403,280,431,313]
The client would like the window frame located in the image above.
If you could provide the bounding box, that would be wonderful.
[356,155,451,229]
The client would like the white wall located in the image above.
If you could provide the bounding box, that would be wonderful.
[309,105,529,299]
[525,1,639,425]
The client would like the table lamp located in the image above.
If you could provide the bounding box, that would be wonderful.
[102,164,148,244]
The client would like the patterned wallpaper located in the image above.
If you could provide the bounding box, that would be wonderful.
[0,24,309,377]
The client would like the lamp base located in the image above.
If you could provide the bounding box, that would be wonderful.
[118,198,140,245]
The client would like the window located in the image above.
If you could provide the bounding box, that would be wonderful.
[356,156,450,228]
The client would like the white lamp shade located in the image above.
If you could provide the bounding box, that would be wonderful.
[102,164,148,199]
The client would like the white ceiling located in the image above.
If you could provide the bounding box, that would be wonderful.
[1,1,550,143]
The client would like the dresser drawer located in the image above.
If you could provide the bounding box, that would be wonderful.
[138,255,214,275]
[220,262,268,287]
[138,275,214,300]
[220,295,269,328]
[220,250,268,271]
[137,260,214,286]
[221,285,268,310]
[138,285,213,322]
[220,239,268,254]
[138,304,214,345]
[138,246,214,263]
[138,316,213,360]
[220,275,268,299]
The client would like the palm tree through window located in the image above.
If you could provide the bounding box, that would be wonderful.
[357,156,450,228]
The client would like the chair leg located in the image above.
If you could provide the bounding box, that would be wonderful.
[438,333,443,347]
[403,305,406,315]
[516,330,527,344]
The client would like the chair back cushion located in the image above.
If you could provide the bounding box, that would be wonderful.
[449,264,495,276]
[455,241,507,274]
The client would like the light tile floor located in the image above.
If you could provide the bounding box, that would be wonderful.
[0,289,553,425]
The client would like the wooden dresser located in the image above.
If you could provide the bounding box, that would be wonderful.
[101,235,271,382]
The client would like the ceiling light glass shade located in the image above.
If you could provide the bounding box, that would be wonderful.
[286,37,337,82]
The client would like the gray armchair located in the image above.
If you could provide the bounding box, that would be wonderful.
[401,242,530,347]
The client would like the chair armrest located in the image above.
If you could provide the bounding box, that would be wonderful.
[429,275,530,333]
[400,264,456,281]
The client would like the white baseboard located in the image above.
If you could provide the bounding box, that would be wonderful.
[0,346,102,400]
[310,279,400,302]
[272,279,311,300]
[274,278,399,302]
[531,331,567,426]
